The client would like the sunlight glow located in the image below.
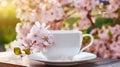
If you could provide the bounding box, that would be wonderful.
[0,0,8,7]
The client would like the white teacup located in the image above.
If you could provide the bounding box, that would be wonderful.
[41,30,94,60]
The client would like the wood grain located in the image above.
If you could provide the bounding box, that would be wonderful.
[0,62,26,67]
[0,58,120,67]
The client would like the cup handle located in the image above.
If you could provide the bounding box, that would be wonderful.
[80,34,94,52]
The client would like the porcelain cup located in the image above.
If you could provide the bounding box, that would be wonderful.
[41,30,94,60]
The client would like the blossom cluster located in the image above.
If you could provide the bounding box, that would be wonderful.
[14,0,64,23]
[86,25,120,59]
[11,22,54,56]
[12,0,120,58]
[13,0,120,30]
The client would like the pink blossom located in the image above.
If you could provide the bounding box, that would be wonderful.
[98,27,109,41]
[102,12,118,18]
[12,22,55,55]
[86,25,120,59]
[10,40,23,49]
[79,9,88,19]
[74,0,98,11]
[58,0,73,5]
[107,0,120,12]
[78,18,91,30]
[14,0,120,30]
[13,0,120,59]
[16,22,32,39]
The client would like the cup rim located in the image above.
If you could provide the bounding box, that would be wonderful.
[49,30,82,34]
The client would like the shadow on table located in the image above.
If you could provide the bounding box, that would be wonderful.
[29,60,96,67]
[29,58,120,67]
[32,63,95,67]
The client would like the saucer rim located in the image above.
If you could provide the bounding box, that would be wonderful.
[29,52,97,63]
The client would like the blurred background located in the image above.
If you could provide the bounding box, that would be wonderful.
[0,0,120,59]
[0,0,19,51]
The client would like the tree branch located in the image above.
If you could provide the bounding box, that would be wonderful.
[87,11,97,28]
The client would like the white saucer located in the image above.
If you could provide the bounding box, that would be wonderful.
[29,52,96,66]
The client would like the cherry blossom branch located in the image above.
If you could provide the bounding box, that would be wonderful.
[87,11,97,28]
[54,9,76,23]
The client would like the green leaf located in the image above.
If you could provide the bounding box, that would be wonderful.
[23,48,31,55]
[82,36,90,44]
[95,17,114,28]
[14,47,22,55]
[64,12,80,29]
[82,30,87,34]
[86,26,94,33]
[86,17,115,33]
[108,31,113,39]
[93,34,99,39]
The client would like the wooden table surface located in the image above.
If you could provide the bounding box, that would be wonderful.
[0,52,120,67]
[0,58,120,67]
